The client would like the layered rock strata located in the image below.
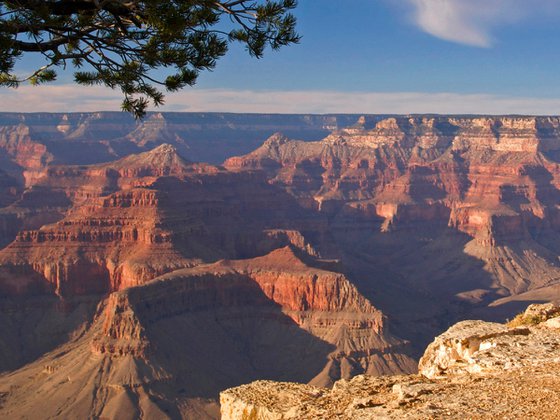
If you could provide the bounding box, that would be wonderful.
[225,116,560,345]
[0,144,320,297]
[225,116,560,246]
[0,144,334,377]
[151,247,416,385]
[0,248,414,419]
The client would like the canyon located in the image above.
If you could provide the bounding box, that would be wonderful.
[0,112,361,170]
[1,113,560,418]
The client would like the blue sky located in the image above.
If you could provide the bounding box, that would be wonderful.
[4,0,560,114]
[197,0,560,96]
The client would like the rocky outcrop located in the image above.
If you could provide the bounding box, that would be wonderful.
[418,321,532,378]
[221,363,560,419]
[418,302,560,379]
[220,303,560,419]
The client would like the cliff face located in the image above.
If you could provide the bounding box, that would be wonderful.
[188,247,415,383]
[0,145,320,297]
[0,247,414,419]
[225,116,560,347]
[220,303,560,420]
[225,117,560,240]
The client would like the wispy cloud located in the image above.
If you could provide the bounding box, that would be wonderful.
[2,84,560,115]
[405,0,559,47]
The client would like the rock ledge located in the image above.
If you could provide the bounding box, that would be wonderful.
[221,303,560,419]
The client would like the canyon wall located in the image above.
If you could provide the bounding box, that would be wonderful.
[0,144,328,300]
[0,247,415,419]
[2,114,560,419]
[225,115,560,345]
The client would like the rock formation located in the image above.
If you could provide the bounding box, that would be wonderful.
[0,145,329,300]
[0,112,360,172]
[0,247,414,418]
[225,116,560,246]
[0,141,415,390]
[225,115,560,348]
[220,303,560,419]
[0,123,53,186]
[3,114,560,419]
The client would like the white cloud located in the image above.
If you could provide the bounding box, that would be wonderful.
[2,84,560,115]
[405,0,559,47]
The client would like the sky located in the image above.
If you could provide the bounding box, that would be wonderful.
[3,0,560,115]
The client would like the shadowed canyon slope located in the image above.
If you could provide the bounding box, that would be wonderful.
[2,114,560,418]
[225,115,560,343]
[0,247,415,419]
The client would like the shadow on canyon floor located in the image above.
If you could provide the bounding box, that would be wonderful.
[332,226,503,354]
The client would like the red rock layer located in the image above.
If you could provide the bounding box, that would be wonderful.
[225,117,560,293]
[0,248,412,418]
[92,247,414,381]
[0,245,416,419]
[0,145,325,297]
[0,144,210,248]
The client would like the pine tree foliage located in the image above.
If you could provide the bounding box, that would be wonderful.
[0,0,299,117]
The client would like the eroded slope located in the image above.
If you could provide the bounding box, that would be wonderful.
[0,247,414,419]
[225,115,560,346]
